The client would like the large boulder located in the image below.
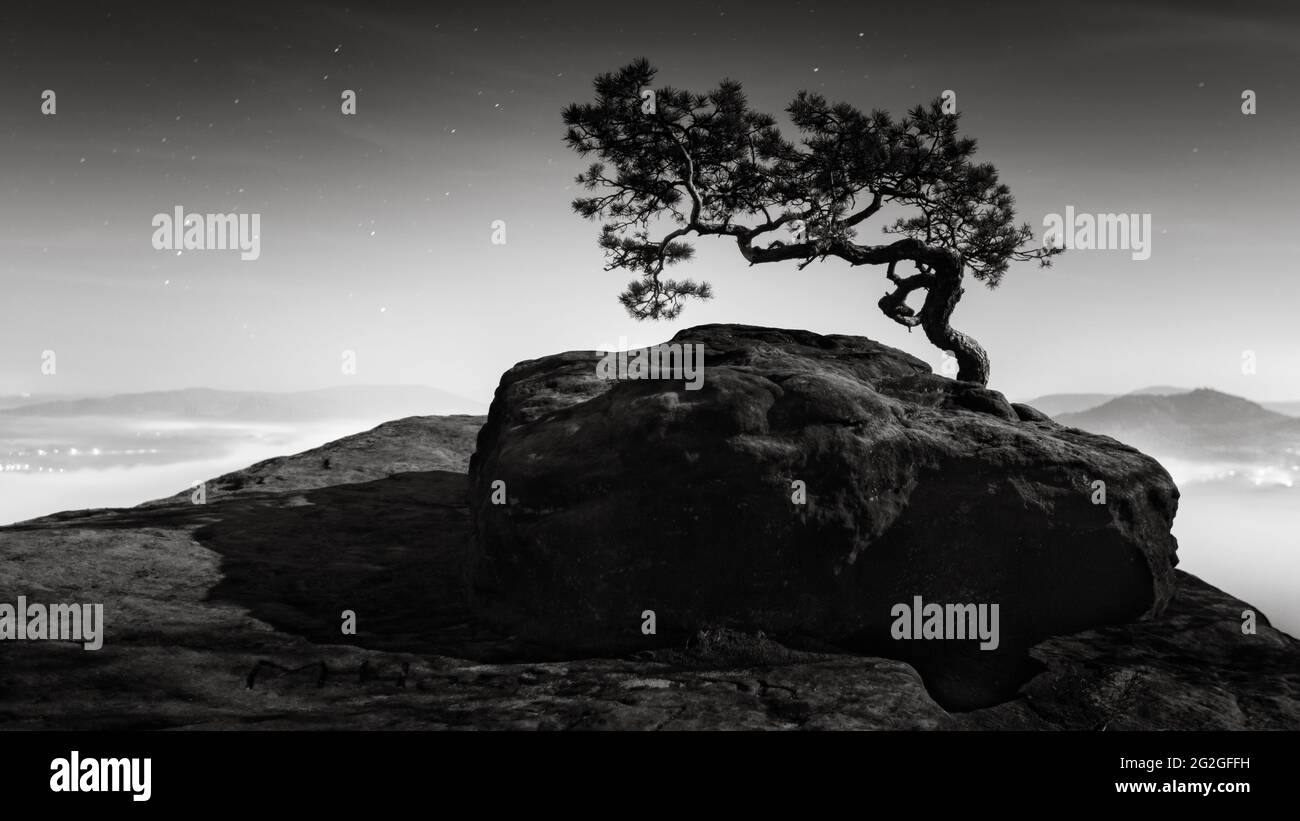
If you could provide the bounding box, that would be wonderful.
[467,325,1180,709]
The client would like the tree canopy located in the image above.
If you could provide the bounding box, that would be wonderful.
[562,59,1061,385]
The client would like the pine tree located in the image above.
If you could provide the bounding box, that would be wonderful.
[563,59,1062,386]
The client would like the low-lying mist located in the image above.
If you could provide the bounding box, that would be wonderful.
[1172,481,1299,637]
[0,416,393,525]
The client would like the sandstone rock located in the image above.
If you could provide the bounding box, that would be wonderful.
[2,415,1291,729]
[468,325,1180,709]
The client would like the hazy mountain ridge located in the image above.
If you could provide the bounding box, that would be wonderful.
[1050,389,1300,490]
[1056,388,1300,455]
[0,393,92,411]
[1016,392,1116,417]
[1025,385,1300,419]
[0,385,487,420]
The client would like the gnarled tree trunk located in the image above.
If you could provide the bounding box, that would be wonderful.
[919,259,990,385]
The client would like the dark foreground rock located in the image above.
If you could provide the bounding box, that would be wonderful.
[469,325,1181,709]
[0,415,1294,729]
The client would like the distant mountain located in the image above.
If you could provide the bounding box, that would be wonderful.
[0,393,90,411]
[1017,393,1117,417]
[1056,388,1300,462]
[0,385,487,420]
[1022,386,1190,416]
[1263,401,1300,418]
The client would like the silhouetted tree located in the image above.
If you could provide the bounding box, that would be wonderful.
[563,59,1061,385]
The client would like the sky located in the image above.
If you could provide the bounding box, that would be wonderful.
[2,0,1298,403]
